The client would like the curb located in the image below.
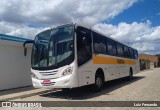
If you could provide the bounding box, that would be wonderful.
[0,89,59,102]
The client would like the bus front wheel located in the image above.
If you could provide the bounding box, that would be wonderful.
[92,73,104,92]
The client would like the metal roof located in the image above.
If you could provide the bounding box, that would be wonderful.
[0,34,31,43]
[139,54,158,62]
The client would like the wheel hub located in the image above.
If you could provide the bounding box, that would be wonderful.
[96,77,102,87]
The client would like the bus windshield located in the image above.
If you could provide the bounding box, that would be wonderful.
[31,25,74,70]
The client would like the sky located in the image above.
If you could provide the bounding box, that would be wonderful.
[0,0,160,54]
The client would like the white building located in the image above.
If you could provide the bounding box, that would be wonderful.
[0,34,32,90]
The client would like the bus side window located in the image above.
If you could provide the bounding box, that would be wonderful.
[117,43,124,57]
[93,32,106,54]
[124,46,129,58]
[107,39,117,56]
[129,48,134,59]
[134,50,138,59]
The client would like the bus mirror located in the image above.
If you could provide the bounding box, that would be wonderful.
[23,40,34,56]
[24,47,27,56]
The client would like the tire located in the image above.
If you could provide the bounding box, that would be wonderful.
[92,73,104,92]
[127,69,133,80]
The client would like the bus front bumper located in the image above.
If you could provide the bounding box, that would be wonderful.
[32,75,74,89]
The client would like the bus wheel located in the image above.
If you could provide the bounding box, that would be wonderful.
[92,73,104,92]
[127,68,133,80]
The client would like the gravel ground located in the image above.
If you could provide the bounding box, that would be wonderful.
[1,68,160,110]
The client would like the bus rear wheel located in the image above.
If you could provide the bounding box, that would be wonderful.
[127,68,133,80]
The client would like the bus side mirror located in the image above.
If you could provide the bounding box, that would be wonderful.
[24,47,27,56]
[23,40,34,56]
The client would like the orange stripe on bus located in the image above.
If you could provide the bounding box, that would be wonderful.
[93,56,136,65]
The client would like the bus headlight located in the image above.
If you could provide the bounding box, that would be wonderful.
[31,72,38,79]
[61,67,73,77]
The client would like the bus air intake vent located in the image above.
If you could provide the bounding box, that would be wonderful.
[39,70,58,76]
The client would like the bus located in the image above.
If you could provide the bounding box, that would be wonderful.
[24,23,140,91]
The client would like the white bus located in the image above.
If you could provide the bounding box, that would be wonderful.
[24,23,140,91]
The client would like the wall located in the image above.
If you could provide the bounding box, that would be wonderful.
[139,59,150,70]
[0,40,32,90]
[150,62,155,69]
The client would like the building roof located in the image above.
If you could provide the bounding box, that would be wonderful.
[139,54,158,63]
[0,34,31,43]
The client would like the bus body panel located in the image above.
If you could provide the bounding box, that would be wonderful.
[77,54,139,87]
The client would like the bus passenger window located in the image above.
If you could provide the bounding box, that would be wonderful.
[134,50,138,59]
[129,48,134,59]
[117,43,124,57]
[107,40,117,56]
[93,32,106,54]
[124,46,129,58]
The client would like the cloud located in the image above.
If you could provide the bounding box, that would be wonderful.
[0,21,47,39]
[1,0,160,54]
[93,21,160,54]
[0,0,137,26]
[0,0,138,39]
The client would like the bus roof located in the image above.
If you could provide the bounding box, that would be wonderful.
[75,23,137,51]
[37,23,137,51]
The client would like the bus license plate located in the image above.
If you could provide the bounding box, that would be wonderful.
[43,80,51,84]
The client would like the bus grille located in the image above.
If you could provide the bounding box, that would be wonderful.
[39,70,58,76]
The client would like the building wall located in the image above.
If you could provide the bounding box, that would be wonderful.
[0,41,32,90]
[139,54,158,70]
[139,59,150,70]
[150,62,155,69]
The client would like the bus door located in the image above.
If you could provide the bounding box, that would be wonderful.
[76,26,93,86]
